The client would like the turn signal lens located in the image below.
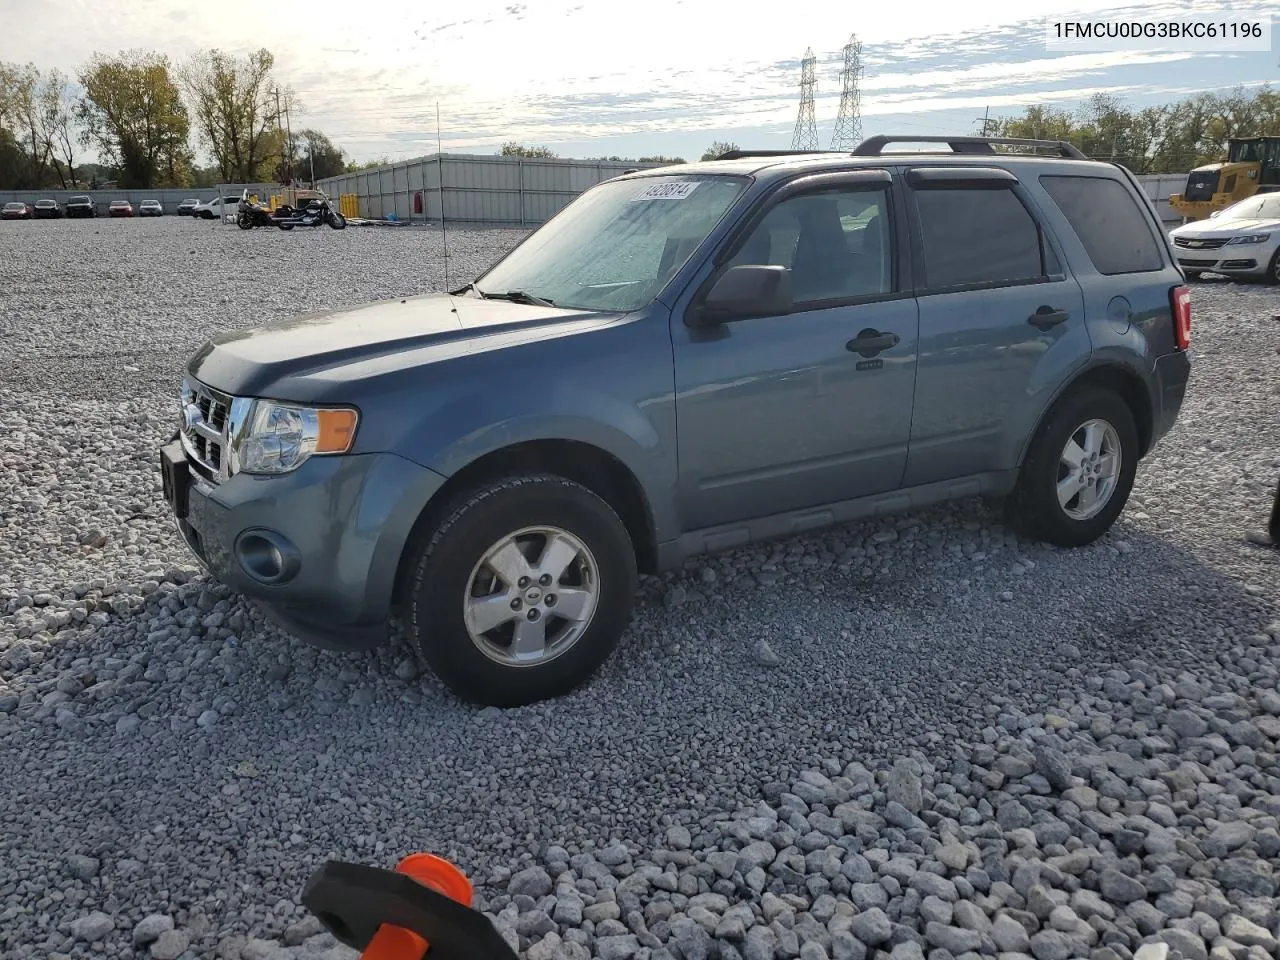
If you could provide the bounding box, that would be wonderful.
[316,408,359,453]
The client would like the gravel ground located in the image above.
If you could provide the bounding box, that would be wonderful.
[0,217,1278,960]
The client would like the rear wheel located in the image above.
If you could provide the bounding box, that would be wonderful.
[405,474,637,707]
[1005,387,1138,547]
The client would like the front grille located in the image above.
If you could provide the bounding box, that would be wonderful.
[181,380,233,483]
[1174,237,1228,249]
[1177,258,1219,267]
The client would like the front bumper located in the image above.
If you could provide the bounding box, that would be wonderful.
[1174,252,1265,276]
[159,438,448,648]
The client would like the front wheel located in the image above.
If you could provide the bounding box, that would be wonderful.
[405,474,637,707]
[237,213,254,230]
[1264,248,1280,285]
[327,211,346,229]
[1005,387,1139,547]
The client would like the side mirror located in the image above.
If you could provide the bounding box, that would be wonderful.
[691,264,793,325]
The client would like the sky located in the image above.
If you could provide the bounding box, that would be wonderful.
[2,0,1279,164]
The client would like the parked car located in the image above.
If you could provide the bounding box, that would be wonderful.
[176,198,200,216]
[192,196,237,220]
[32,198,62,218]
[138,199,164,217]
[1,201,32,220]
[1168,192,1280,283]
[65,195,98,218]
[108,199,134,217]
[158,134,1192,707]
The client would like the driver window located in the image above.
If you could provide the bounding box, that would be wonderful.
[727,186,892,303]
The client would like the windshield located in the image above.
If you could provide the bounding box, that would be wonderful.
[4,203,22,209]
[1229,140,1262,163]
[70,196,89,202]
[476,174,748,311]
[1217,194,1280,220]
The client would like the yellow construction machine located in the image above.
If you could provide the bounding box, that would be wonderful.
[1170,136,1280,221]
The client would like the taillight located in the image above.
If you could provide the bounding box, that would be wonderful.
[1171,285,1191,350]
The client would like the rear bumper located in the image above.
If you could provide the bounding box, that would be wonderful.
[1151,350,1191,447]
[161,439,448,649]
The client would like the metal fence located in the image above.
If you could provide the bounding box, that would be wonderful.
[0,184,277,213]
[1,168,1191,225]
[1135,174,1192,224]
[315,154,666,225]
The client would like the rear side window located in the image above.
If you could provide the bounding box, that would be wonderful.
[914,188,1049,289]
[1039,175,1164,275]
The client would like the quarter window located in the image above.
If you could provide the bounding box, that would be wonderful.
[915,187,1049,289]
[726,186,893,303]
[1039,175,1164,275]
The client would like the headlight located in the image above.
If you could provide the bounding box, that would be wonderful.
[1226,233,1270,245]
[237,401,359,475]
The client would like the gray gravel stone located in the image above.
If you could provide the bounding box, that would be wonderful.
[1,232,1279,960]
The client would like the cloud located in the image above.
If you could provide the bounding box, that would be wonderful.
[4,0,1280,161]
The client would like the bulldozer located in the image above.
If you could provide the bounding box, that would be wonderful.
[1170,136,1280,221]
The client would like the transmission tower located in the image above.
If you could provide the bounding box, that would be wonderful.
[791,47,819,151]
[829,34,864,151]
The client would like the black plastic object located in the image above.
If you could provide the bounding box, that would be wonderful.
[301,860,519,960]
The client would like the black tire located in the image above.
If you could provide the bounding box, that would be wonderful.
[237,213,254,230]
[1005,386,1139,547]
[1264,248,1280,285]
[405,474,637,707]
[1183,270,1202,282]
[327,211,346,229]
[278,222,294,230]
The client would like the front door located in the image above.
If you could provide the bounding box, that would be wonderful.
[900,166,1088,487]
[672,171,920,530]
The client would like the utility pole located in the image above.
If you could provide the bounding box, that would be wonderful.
[978,106,994,136]
[274,86,287,184]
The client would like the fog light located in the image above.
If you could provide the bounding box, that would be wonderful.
[234,530,301,584]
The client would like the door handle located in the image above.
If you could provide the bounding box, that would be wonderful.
[846,328,900,358]
[1028,306,1069,331]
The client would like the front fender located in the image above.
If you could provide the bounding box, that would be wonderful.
[395,385,679,543]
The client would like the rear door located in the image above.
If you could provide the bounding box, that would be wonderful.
[900,165,1088,487]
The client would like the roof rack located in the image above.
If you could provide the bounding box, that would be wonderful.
[852,136,1088,160]
[713,150,835,160]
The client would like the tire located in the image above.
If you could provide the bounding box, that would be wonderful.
[1005,386,1139,547]
[1264,248,1280,285]
[278,222,294,230]
[1183,270,1202,282]
[327,211,346,229]
[405,474,637,707]
[237,214,254,230]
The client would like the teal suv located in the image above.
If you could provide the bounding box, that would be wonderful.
[159,136,1192,706]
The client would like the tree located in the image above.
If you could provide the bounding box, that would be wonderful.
[0,62,55,188]
[640,155,686,164]
[277,128,346,182]
[345,156,390,172]
[180,47,285,182]
[40,69,78,187]
[76,50,193,187]
[700,141,738,161]
[500,141,557,158]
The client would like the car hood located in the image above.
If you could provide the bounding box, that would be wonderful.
[187,292,623,397]
[1171,217,1280,238]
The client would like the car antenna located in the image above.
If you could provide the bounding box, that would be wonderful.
[436,101,452,292]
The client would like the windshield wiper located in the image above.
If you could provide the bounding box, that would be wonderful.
[450,281,485,298]
[480,289,556,307]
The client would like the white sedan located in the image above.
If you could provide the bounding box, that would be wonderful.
[191,196,238,221]
[1169,193,1280,283]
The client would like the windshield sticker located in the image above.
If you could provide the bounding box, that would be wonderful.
[632,181,700,201]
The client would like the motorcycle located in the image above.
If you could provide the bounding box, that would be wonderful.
[236,190,282,230]
[273,193,347,231]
